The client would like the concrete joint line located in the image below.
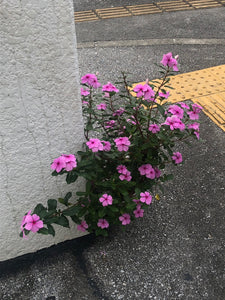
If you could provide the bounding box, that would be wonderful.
[77,38,225,49]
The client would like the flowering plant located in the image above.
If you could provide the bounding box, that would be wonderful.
[20,53,202,238]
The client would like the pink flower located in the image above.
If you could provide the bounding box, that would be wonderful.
[99,194,113,206]
[81,73,101,89]
[159,91,170,99]
[133,84,155,101]
[51,156,66,173]
[105,120,116,129]
[192,103,203,113]
[102,82,119,93]
[77,220,88,232]
[114,137,130,152]
[113,108,125,116]
[168,104,184,119]
[187,103,203,120]
[21,210,32,239]
[23,214,44,233]
[179,102,190,109]
[194,131,200,140]
[21,210,31,230]
[172,152,183,164]
[188,122,200,139]
[140,192,152,205]
[187,110,200,120]
[188,123,200,131]
[104,92,110,98]
[86,138,104,152]
[154,167,161,178]
[97,103,107,110]
[138,164,155,179]
[133,204,144,218]
[143,85,155,102]
[119,213,131,225]
[119,170,132,181]
[81,87,90,96]
[163,115,185,131]
[161,52,179,71]
[133,83,147,97]
[97,219,109,229]
[133,199,140,204]
[149,124,160,133]
[145,168,156,179]
[117,165,128,174]
[127,117,137,125]
[62,154,77,171]
[82,100,89,105]
[102,141,111,151]
[175,118,185,131]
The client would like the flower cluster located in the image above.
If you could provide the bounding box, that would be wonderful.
[117,165,132,181]
[20,52,202,238]
[21,211,43,239]
[51,154,77,173]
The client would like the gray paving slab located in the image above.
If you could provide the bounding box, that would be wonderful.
[75,8,225,43]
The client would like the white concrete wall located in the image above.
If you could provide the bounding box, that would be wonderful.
[0,0,85,261]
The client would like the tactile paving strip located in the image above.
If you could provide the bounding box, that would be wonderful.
[188,0,222,8]
[74,10,98,22]
[95,7,132,19]
[132,65,225,132]
[74,0,225,22]
[157,0,193,11]
[127,4,162,15]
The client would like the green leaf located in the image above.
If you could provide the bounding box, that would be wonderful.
[76,191,87,196]
[47,224,55,236]
[71,215,80,224]
[33,203,46,216]
[95,228,108,236]
[157,103,165,117]
[64,192,72,205]
[44,216,59,224]
[37,227,49,235]
[51,170,59,176]
[58,198,65,205]
[54,215,70,228]
[80,172,94,180]
[77,207,87,218]
[47,199,57,211]
[51,169,66,176]
[62,205,80,216]
[109,206,119,212]
[86,181,92,194]
[126,202,136,210]
[135,188,141,197]
[98,208,106,218]
[86,122,93,131]
[66,172,78,184]
[165,174,174,181]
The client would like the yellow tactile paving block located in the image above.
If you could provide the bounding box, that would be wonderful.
[132,65,225,132]
[157,0,193,11]
[188,0,222,9]
[168,68,225,101]
[74,10,98,22]
[95,7,132,19]
[127,4,161,15]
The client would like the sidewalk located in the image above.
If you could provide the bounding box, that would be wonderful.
[1,6,225,300]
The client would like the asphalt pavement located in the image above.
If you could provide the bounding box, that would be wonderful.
[1,5,225,300]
